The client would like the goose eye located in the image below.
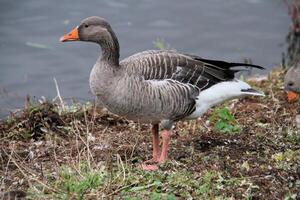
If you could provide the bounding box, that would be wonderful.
[84,24,89,28]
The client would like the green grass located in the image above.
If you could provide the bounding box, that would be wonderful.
[27,162,250,199]
[28,163,105,200]
[209,107,242,134]
[56,166,104,199]
[286,128,300,144]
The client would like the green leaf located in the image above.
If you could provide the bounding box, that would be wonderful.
[151,192,161,200]
[215,121,226,130]
[129,180,161,192]
[167,194,176,200]
[209,106,242,134]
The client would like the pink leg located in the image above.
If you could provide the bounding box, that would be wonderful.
[158,129,171,162]
[142,124,161,171]
[152,124,160,160]
[142,128,171,171]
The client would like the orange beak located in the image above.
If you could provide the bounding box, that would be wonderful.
[60,26,79,42]
[287,91,299,102]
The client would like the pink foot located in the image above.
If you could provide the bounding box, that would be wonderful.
[141,126,171,171]
[141,158,159,171]
[141,163,159,171]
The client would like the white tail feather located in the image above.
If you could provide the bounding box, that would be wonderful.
[186,80,264,119]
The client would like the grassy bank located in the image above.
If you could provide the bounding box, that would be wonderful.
[0,68,299,199]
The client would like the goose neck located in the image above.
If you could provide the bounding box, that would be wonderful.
[99,29,120,66]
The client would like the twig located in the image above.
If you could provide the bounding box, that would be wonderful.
[90,100,98,134]
[106,182,137,197]
[116,154,126,182]
[83,108,91,169]
[130,140,137,160]
[52,135,60,168]
[72,117,94,167]
[1,145,14,190]
[53,77,65,111]
[24,94,30,110]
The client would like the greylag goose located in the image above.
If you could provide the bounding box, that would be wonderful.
[284,64,300,102]
[60,16,264,170]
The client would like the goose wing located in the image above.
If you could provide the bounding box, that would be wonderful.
[120,50,263,121]
[121,50,263,91]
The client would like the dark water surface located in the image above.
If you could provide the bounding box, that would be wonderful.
[0,0,290,117]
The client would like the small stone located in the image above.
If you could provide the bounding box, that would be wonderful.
[241,161,250,172]
[28,151,34,160]
[296,115,300,129]
[87,133,96,142]
[34,141,43,146]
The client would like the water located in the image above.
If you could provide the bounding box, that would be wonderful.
[0,0,290,117]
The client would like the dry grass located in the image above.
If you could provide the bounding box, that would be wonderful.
[0,68,299,199]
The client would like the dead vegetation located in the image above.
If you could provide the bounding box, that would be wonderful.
[0,68,299,199]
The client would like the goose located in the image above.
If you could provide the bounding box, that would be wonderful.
[60,16,264,170]
[284,64,300,102]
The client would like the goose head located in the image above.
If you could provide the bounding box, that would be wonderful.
[284,65,300,102]
[285,65,300,93]
[60,16,112,42]
[60,16,120,63]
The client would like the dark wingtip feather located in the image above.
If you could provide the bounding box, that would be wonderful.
[228,62,265,70]
[187,54,265,70]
